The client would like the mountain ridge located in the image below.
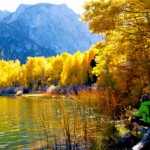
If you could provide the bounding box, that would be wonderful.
[0,3,102,63]
[0,10,11,21]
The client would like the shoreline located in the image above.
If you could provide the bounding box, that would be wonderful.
[0,92,66,98]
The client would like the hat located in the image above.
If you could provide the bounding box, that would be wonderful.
[141,94,149,102]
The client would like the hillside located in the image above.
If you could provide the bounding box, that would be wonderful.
[0,3,102,63]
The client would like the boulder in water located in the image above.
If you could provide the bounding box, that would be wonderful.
[15,90,23,96]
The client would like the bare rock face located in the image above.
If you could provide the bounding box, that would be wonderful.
[0,3,102,63]
[0,10,11,21]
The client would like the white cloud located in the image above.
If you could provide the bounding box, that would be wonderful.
[0,0,87,13]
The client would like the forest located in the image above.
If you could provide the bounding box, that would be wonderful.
[0,49,96,89]
[0,0,150,102]
[0,0,150,149]
[81,0,150,99]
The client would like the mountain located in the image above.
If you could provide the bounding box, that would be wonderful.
[0,3,102,63]
[0,10,11,21]
[0,22,56,63]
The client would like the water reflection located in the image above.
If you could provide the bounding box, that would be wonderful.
[0,96,100,149]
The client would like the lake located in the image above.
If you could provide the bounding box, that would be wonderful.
[0,96,102,149]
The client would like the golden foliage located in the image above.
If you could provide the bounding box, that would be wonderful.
[81,0,150,96]
[0,49,97,88]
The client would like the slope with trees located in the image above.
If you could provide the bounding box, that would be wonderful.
[81,0,150,102]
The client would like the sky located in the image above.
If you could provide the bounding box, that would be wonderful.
[0,0,88,14]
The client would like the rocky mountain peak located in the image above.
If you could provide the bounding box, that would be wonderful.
[0,3,102,63]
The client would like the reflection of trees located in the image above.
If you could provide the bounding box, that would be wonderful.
[0,96,116,149]
[37,98,100,149]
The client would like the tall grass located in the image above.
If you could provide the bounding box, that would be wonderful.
[35,89,122,149]
[74,89,122,149]
[76,89,120,118]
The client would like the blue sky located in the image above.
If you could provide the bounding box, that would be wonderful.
[0,0,88,14]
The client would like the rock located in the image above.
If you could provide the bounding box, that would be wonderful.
[15,90,23,96]
[47,85,56,93]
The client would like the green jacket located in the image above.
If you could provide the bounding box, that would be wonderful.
[135,101,150,123]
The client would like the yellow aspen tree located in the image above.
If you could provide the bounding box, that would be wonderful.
[82,0,150,94]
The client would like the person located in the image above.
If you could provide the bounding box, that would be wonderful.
[131,94,150,150]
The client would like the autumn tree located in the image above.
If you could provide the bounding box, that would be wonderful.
[24,57,47,90]
[0,60,21,87]
[82,0,150,95]
[60,53,76,85]
[44,57,55,84]
[49,54,64,85]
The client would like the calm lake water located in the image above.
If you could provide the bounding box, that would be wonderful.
[0,96,100,150]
